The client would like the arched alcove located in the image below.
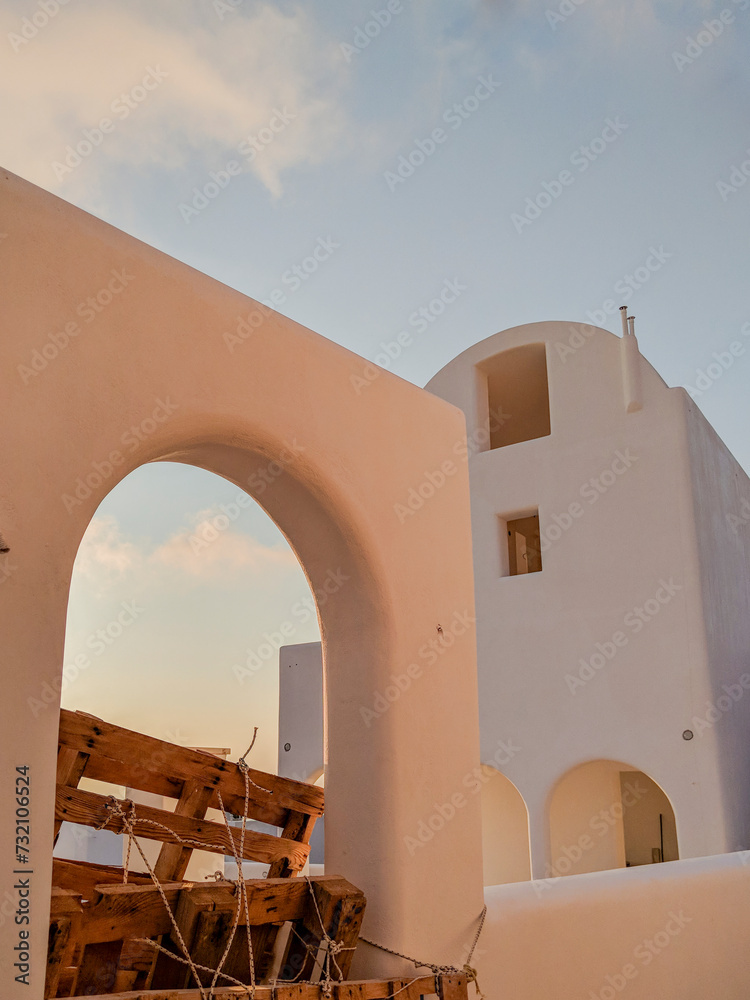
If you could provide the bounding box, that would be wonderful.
[548,760,679,878]
[479,766,531,885]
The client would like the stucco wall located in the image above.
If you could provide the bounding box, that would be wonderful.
[684,399,750,852]
[0,169,484,997]
[426,322,733,873]
[478,851,750,999]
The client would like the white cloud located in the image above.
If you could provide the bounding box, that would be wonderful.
[73,515,141,588]
[73,511,298,593]
[152,514,298,578]
[0,0,349,199]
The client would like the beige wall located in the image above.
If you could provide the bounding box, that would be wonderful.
[478,851,750,999]
[548,760,627,877]
[480,766,531,885]
[0,170,484,997]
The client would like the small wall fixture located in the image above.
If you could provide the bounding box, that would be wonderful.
[682,730,694,741]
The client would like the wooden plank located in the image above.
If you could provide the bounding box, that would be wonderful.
[53,857,151,898]
[438,974,468,1000]
[74,939,124,996]
[154,780,214,883]
[54,747,89,842]
[268,810,315,879]
[46,890,83,999]
[279,877,366,983]
[79,877,355,945]
[80,883,183,944]
[63,975,452,999]
[55,785,310,870]
[59,710,324,825]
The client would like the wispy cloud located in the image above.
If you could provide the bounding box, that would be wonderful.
[74,513,298,592]
[0,0,349,199]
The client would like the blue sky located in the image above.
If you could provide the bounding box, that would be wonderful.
[3,0,748,772]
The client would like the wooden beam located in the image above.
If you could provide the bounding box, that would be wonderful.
[53,858,151,898]
[63,974,461,999]
[46,889,83,998]
[153,780,214,883]
[279,877,366,984]
[59,710,324,826]
[268,810,316,879]
[53,747,89,842]
[55,785,310,870]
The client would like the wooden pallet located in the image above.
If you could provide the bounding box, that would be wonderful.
[55,710,324,883]
[50,711,330,996]
[47,876,366,998]
[60,974,468,999]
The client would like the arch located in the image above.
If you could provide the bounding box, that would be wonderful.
[0,169,484,983]
[478,766,531,885]
[548,759,679,878]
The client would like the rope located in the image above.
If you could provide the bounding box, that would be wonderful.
[302,875,357,996]
[95,796,213,1000]
[358,904,487,999]
[90,730,480,1000]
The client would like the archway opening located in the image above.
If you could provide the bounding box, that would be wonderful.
[548,760,678,878]
[479,766,531,885]
[56,460,322,882]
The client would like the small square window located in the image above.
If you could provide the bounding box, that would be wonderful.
[499,511,542,576]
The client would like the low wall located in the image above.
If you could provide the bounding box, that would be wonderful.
[477,851,750,999]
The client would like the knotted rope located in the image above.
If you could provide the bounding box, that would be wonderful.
[358,904,487,999]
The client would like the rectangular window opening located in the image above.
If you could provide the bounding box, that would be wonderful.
[479,343,551,450]
[499,510,542,576]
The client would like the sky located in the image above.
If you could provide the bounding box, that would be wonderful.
[2,0,748,774]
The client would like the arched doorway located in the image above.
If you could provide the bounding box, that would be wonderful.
[548,760,678,878]
[56,460,323,880]
[479,766,531,885]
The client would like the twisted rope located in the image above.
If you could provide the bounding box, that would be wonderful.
[358,904,487,999]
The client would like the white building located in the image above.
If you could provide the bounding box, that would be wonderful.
[281,315,750,887]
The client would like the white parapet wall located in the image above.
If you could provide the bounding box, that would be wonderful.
[477,850,750,998]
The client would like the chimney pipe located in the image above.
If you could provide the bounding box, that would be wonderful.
[619,306,643,413]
